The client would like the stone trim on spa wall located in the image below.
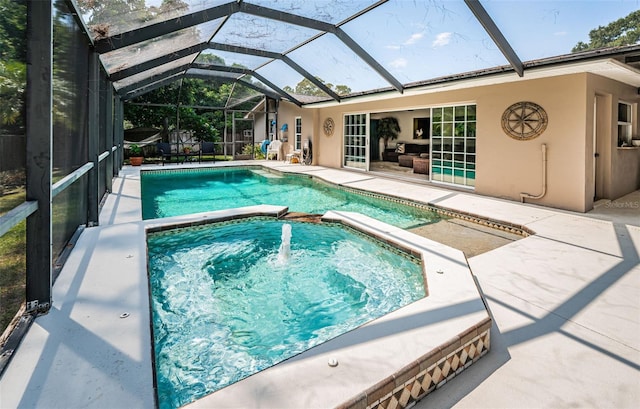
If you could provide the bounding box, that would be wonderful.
[338,317,492,409]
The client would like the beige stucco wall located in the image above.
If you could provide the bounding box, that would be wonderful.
[273,72,639,212]
[475,75,588,212]
[271,101,316,159]
[253,111,268,142]
[587,74,640,205]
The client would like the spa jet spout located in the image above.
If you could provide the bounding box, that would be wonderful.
[277,224,292,263]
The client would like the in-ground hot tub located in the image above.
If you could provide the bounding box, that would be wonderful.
[144,205,490,409]
[148,217,427,408]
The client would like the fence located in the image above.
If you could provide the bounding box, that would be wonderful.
[0,135,26,172]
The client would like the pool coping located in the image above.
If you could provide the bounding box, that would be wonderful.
[144,205,491,409]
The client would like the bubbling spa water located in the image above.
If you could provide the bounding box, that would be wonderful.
[277,222,292,263]
[147,218,426,409]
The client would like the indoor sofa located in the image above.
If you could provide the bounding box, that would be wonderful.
[382,142,429,162]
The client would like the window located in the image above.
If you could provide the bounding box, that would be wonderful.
[618,102,633,147]
[295,117,302,150]
[431,104,476,187]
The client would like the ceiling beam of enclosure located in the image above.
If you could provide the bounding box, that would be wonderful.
[109,43,210,82]
[114,57,292,103]
[115,64,191,96]
[190,63,302,106]
[107,39,341,102]
[238,2,403,93]
[93,2,240,53]
[224,92,266,110]
[90,0,404,99]
[464,0,524,77]
[65,0,95,47]
[184,71,282,101]
[121,73,187,101]
[207,42,342,102]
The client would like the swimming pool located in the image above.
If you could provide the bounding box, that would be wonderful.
[147,217,426,409]
[142,166,493,408]
[141,167,441,229]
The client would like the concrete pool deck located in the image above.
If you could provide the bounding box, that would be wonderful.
[1,161,639,408]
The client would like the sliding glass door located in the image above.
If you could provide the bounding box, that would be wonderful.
[343,113,369,170]
[431,105,476,187]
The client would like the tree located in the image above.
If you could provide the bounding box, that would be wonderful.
[573,10,640,52]
[76,0,147,38]
[77,0,190,39]
[124,76,260,142]
[0,61,25,129]
[283,77,352,97]
[377,117,401,149]
[0,0,26,62]
[0,0,26,133]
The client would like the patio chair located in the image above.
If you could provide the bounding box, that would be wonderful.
[156,142,173,166]
[266,139,282,160]
[200,141,216,163]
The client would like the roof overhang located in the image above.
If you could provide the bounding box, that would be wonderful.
[306,58,640,109]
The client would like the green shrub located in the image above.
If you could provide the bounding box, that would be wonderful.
[242,143,264,159]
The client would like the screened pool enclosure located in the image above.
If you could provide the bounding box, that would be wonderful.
[1,0,639,373]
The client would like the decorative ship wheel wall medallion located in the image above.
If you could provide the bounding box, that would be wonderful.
[501,101,548,140]
[323,117,335,136]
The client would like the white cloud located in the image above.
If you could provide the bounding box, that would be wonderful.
[554,31,567,36]
[404,33,424,45]
[389,58,408,68]
[432,32,452,47]
[385,45,401,50]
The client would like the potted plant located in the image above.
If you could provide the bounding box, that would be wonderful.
[128,144,143,166]
[378,117,401,149]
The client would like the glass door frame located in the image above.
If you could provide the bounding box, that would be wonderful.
[342,112,370,171]
[430,104,476,188]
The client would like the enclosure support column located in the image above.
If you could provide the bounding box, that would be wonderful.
[105,84,114,193]
[114,97,124,172]
[264,96,269,141]
[224,110,229,157]
[274,99,279,140]
[87,52,100,226]
[25,0,53,312]
[232,113,237,157]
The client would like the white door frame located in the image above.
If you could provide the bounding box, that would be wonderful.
[342,113,370,171]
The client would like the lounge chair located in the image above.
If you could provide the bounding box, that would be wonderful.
[156,142,173,166]
[200,142,216,163]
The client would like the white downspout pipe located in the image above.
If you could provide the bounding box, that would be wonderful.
[520,144,547,203]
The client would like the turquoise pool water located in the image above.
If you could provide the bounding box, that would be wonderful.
[147,218,425,409]
[141,167,440,228]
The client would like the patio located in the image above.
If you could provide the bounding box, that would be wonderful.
[1,162,637,408]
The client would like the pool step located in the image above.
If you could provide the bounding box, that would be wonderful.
[282,212,323,223]
[251,169,283,179]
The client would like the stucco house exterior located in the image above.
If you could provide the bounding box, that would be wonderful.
[257,47,640,213]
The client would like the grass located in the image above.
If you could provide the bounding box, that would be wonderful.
[0,167,93,336]
[0,187,26,336]
[0,164,132,335]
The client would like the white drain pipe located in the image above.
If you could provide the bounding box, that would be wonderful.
[520,144,547,203]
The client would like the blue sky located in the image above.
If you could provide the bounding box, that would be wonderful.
[252,0,640,92]
[482,0,640,58]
